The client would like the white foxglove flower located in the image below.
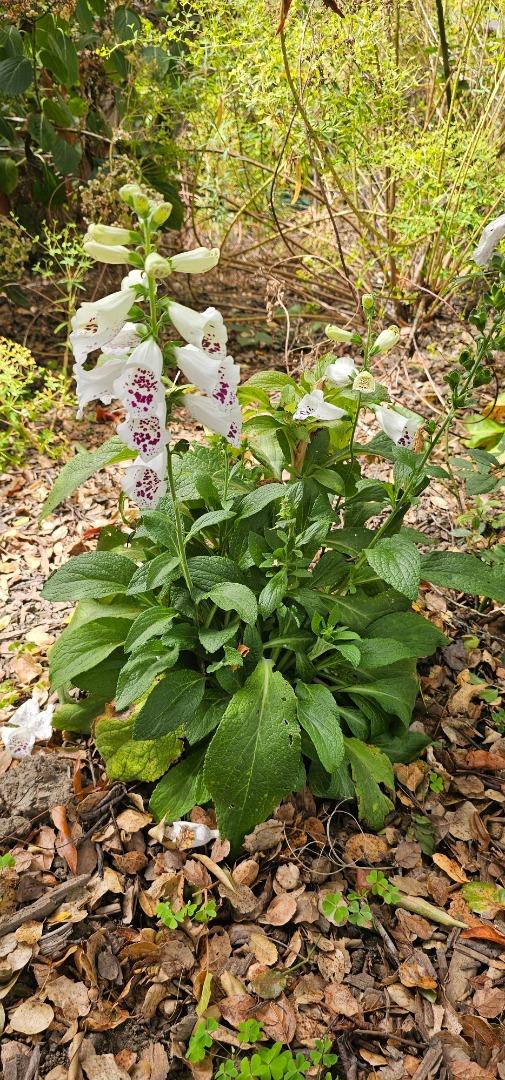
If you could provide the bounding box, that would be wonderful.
[184,394,242,448]
[175,345,239,410]
[74,357,124,419]
[294,389,347,422]
[117,403,170,461]
[325,355,356,387]
[170,247,220,274]
[371,326,400,355]
[473,212,505,267]
[352,371,376,393]
[169,302,227,357]
[122,451,167,508]
[70,275,141,364]
[85,224,137,246]
[168,821,220,849]
[102,322,144,358]
[0,697,54,760]
[375,405,421,448]
[83,240,134,265]
[113,338,164,417]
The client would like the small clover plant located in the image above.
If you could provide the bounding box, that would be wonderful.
[156,896,216,929]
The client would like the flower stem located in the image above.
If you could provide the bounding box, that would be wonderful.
[166,448,193,597]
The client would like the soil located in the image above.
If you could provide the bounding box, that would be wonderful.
[0,753,73,843]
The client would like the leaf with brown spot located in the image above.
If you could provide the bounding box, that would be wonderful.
[432,853,468,883]
[398,949,437,990]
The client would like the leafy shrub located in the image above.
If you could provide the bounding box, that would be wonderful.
[42,201,505,850]
[0,336,69,466]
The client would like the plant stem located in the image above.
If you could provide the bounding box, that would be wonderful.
[166,449,193,596]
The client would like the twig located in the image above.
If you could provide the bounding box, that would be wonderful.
[0,872,91,938]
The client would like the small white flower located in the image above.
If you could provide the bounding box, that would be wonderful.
[70,277,140,365]
[294,389,347,422]
[371,326,400,355]
[117,403,170,461]
[168,820,220,849]
[85,224,137,246]
[352,371,376,393]
[0,697,54,760]
[102,322,144,358]
[324,355,356,387]
[375,405,421,448]
[122,451,167,508]
[74,357,125,419]
[184,394,242,447]
[169,302,227,357]
[170,247,220,274]
[113,338,165,418]
[473,212,505,267]
[175,345,240,410]
[83,240,134,265]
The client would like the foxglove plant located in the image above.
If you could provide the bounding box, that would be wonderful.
[39,207,505,852]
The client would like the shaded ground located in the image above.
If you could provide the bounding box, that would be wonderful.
[0,300,504,1079]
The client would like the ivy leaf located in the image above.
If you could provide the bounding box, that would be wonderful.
[133,668,205,740]
[96,715,182,781]
[204,659,302,851]
[365,535,421,601]
[345,738,395,830]
[296,682,344,775]
[42,552,135,601]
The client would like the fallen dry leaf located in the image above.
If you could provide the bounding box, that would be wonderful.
[398,949,438,990]
[324,983,360,1017]
[256,995,296,1043]
[343,832,389,864]
[10,998,54,1034]
[248,930,278,966]
[259,893,297,926]
[473,985,505,1019]
[432,853,469,883]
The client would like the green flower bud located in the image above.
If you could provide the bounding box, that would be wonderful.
[119,183,142,206]
[325,324,354,343]
[132,192,151,217]
[150,201,173,227]
[361,293,375,317]
[371,326,400,354]
[144,252,172,278]
[352,371,376,393]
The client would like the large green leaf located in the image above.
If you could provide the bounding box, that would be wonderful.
[115,643,178,711]
[258,570,287,618]
[237,483,286,519]
[344,661,418,727]
[150,745,209,821]
[187,556,245,594]
[345,738,395,829]
[365,535,421,601]
[421,551,505,603]
[207,582,258,625]
[296,682,344,775]
[133,668,205,740]
[96,715,182,782]
[42,552,136,601]
[41,437,132,519]
[52,695,108,734]
[124,608,177,652]
[49,618,130,689]
[0,55,33,95]
[366,611,448,657]
[204,659,301,850]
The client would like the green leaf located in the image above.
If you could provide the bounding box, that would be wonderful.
[243,371,297,392]
[237,483,286,519]
[52,695,108,734]
[150,745,209,821]
[421,551,505,603]
[207,582,258,625]
[126,553,180,594]
[0,156,19,194]
[49,618,130,689]
[365,536,421,601]
[296,683,344,775]
[258,570,287,618]
[356,638,422,669]
[312,467,345,494]
[198,623,239,654]
[0,55,33,95]
[366,611,448,657]
[187,556,245,595]
[42,552,135,601]
[40,29,79,86]
[186,509,235,541]
[137,509,179,553]
[345,738,395,829]
[124,608,177,652]
[113,4,141,40]
[346,662,418,727]
[204,659,301,851]
[115,643,178,711]
[41,437,133,519]
[96,715,181,781]
[133,668,205,740]
[185,696,228,745]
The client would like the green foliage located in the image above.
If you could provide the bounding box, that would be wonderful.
[213,1037,337,1080]
[186,1017,219,1063]
[0,336,69,466]
[156,896,217,929]
[0,853,15,869]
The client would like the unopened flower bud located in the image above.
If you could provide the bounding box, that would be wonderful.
[119,183,142,206]
[361,293,375,317]
[150,201,173,227]
[325,324,355,344]
[144,252,172,278]
[353,371,376,393]
[86,223,137,246]
[83,240,134,265]
[371,326,400,354]
[170,247,220,274]
[132,192,151,216]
